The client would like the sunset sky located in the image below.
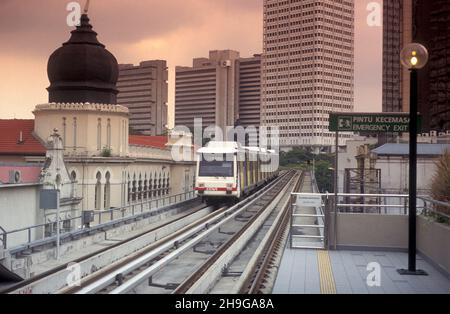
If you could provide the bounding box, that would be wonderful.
[0,0,383,127]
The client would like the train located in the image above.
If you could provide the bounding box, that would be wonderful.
[194,141,279,203]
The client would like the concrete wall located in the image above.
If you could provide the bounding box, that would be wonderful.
[329,213,450,275]
[0,185,43,248]
[417,217,450,275]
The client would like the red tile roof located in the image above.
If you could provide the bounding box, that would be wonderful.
[129,135,168,149]
[0,120,46,156]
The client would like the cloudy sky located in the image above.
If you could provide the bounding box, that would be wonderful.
[0,0,383,126]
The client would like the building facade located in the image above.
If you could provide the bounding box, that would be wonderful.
[383,0,450,132]
[117,60,169,136]
[427,0,450,132]
[238,54,262,129]
[175,50,262,134]
[261,0,354,149]
[0,13,196,250]
[382,0,412,113]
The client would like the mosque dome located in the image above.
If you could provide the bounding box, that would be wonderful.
[47,14,119,104]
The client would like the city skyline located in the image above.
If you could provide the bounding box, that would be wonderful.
[0,0,382,128]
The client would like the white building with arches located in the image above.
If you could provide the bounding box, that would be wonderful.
[0,11,196,241]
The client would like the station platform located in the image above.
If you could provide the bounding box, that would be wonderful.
[273,248,450,294]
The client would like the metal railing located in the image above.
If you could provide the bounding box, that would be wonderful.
[419,197,450,221]
[0,191,196,252]
[290,192,450,219]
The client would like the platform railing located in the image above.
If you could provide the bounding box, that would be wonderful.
[419,197,450,221]
[0,191,196,251]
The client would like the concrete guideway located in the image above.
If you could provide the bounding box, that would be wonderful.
[6,203,214,294]
[62,171,295,294]
[173,171,301,294]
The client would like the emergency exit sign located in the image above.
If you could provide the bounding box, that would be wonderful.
[329,113,422,133]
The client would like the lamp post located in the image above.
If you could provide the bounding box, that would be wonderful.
[398,43,429,276]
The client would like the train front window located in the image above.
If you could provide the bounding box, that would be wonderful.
[199,160,234,177]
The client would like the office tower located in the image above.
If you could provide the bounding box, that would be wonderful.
[117,60,168,136]
[382,0,413,113]
[261,0,355,149]
[175,50,262,133]
[383,0,450,132]
[419,0,450,131]
[237,54,262,129]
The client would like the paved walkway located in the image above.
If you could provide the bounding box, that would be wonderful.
[273,248,450,294]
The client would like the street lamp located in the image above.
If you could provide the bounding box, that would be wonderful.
[398,43,429,276]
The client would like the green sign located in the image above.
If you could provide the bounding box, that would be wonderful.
[329,113,422,133]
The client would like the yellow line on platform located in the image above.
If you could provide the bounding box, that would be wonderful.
[317,250,337,294]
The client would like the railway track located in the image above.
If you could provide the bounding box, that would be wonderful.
[5,202,214,294]
[173,171,303,294]
[240,171,307,294]
[57,171,294,294]
[6,171,296,295]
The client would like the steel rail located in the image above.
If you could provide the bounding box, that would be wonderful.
[172,171,296,294]
[4,203,210,294]
[72,172,291,294]
[241,171,305,294]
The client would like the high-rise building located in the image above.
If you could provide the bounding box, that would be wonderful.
[117,60,168,136]
[382,0,450,132]
[382,0,412,113]
[261,0,354,149]
[410,0,450,132]
[238,54,262,129]
[175,50,261,133]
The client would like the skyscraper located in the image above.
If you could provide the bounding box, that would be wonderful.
[238,54,262,129]
[117,60,168,136]
[423,0,450,132]
[382,0,412,114]
[382,0,450,132]
[175,50,261,133]
[261,0,354,149]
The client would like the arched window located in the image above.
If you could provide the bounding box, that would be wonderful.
[153,174,158,198]
[97,118,102,151]
[143,174,148,200]
[127,174,131,203]
[71,170,77,182]
[166,174,170,195]
[104,172,111,210]
[158,173,162,197]
[138,174,142,201]
[132,174,137,202]
[148,174,153,199]
[95,172,102,210]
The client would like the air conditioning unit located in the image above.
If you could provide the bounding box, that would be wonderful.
[8,170,22,184]
[220,60,232,67]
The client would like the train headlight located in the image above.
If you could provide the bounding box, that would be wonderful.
[199,183,205,188]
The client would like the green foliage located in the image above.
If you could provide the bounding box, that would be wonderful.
[431,150,450,217]
[101,147,112,157]
[315,160,334,193]
[280,147,334,192]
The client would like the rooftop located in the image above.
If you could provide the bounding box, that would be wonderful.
[0,120,46,156]
[373,143,450,156]
[128,135,168,150]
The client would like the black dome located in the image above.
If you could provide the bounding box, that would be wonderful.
[47,14,119,104]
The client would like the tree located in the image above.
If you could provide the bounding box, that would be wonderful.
[315,160,334,193]
[431,150,450,216]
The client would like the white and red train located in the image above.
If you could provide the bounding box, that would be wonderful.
[195,141,279,203]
